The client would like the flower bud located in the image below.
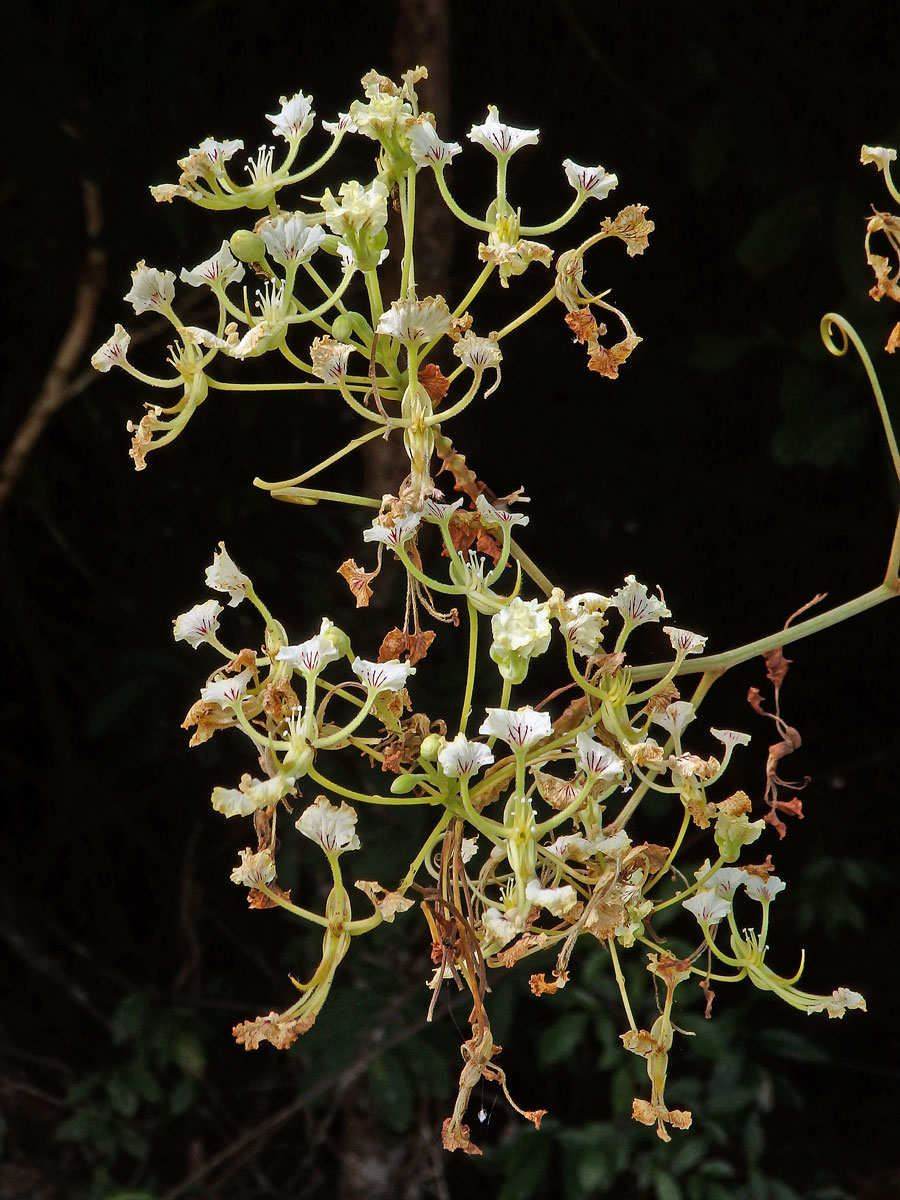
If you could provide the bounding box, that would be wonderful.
[419,733,444,760]
[230,229,267,263]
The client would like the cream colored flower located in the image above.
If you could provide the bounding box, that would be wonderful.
[296,796,360,854]
[173,599,223,648]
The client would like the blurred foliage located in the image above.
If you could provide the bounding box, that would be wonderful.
[2,1,899,1197]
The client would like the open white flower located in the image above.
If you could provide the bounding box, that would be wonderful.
[180,241,245,288]
[276,619,343,676]
[266,91,315,141]
[422,497,464,523]
[408,119,462,167]
[124,261,175,314]
[683,889,732,926]
[663,626,708,656]
[475,493,529,530]
[362,512,422,547]
[468,105,539,158]
[376,296,452,346]
[706,866,750,899]
[554,590,609,656]
[91,324,131,372]
[296,795,360,854]
[710,728,752,749]
[525,877,577,917]
[453,331,502,396]
[438,734,494,779]
[200,667,253,707]
[609,575,671,627]
[575,732,624,781]
[652,701,696,740]
[352,657,415,693]
[482,906,523,949]
[212,773,294,818]
[563,159,618,201]
[258,215,327,267]
[205,542,252,606]
[860,145,897,171]
[310,335,357,384]
[744,874,787,904]
[479,706,552,750]
[173,599,223,648]
[322,179,389,239]
[178,137,244,180]
[322,112,357,136]
[230,847,276,887]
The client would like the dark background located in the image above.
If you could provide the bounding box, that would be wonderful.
[2,2,899,1197]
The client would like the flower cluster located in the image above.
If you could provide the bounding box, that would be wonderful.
[94,67,889,1156]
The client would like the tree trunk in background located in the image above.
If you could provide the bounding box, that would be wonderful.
[359,0,454,513]
[340,12,454,1199]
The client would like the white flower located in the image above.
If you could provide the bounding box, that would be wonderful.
[179,137,244,179]
[710,728,752,749]
[408,119,462,167]
[609,574,671,626]
[525,877,577,917]
[212,773,293,818]
[482,906,523,949]
[349,86,411,140]
[266,91,315,141]
[123,261,175,314]
[479,706,552,750]
[296,796,360,854]
[596,829,631,858]
[575,732,624,781]
[352,657,415,693]
[683,889,732,926]
[468,105,539,158]
[422,497,464,523]
[200,667,253,706]
[563,159,618,201]
[475,493,529,530]
[706,866,750,899]
[860,145,897,170]
[322,179,389,239]
[180,241,245,288]
[806,987,867,1019]
[309,335,357,383]
[554,590,609,656]
[258,215,327,267]
[91,324,131,372]
[362,512,422,547]
[651,701,696,739]
[663,626,708,656]
[491,597,551,658]
[453,331,502,396]
[376,296,452,345]
[230,847,276,887]
[173,599,223,648]
[276,619,342,676]
[322,112,357,136]
[438,734,494,779]
[743,874,787,904]
[205,542,252,607]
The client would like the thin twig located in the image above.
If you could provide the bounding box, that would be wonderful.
[0,180,106,511]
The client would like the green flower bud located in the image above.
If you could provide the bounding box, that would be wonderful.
[230,229,267,263]
[390,773,426,795]
[419,733,444,761]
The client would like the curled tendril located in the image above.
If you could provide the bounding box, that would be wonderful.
[820,312,900,488]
